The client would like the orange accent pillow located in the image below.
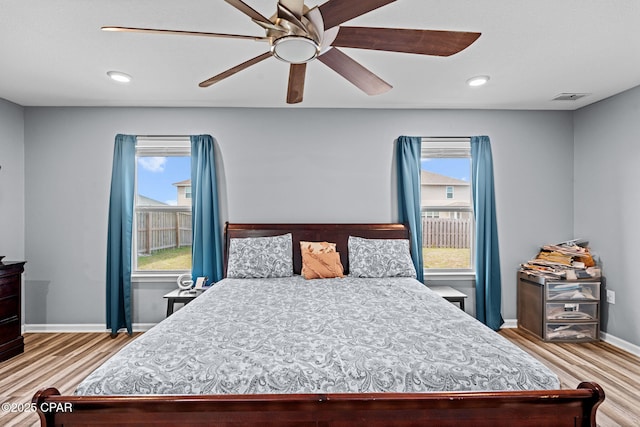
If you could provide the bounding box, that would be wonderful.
[300,241,336,254]
[300,241,344,279]
[301,251,344,279]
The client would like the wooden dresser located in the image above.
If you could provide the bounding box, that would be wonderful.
[0,261,26,361]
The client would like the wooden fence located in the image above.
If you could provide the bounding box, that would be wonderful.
[422,217,471,249]
[136,211,192,254]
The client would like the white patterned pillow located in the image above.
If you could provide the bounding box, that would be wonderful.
[348,236,417,278]
[227,233,293,278]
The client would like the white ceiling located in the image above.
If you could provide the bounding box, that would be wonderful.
[2,0,639,110]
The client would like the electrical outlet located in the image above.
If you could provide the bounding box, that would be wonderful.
[606,290,616,304]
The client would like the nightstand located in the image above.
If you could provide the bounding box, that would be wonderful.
[429,286,468,311]
[163,289,205,317]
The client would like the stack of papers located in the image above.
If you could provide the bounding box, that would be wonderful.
[520,239,601,280]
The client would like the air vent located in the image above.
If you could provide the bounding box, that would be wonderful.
[552,93,590,101]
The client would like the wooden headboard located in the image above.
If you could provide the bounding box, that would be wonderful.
[224,223,410,277]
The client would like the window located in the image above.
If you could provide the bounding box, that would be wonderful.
[134,137,192,274]
[446,186,454,199]
[421,138,474,272]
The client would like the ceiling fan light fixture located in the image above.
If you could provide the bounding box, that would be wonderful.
[107,71,132,83]
[101,1,482,104]
[271,36,320,64]
[466,75,490,87]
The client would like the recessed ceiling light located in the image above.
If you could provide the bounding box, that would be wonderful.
[107,71,132,83]
[466,75,490,87]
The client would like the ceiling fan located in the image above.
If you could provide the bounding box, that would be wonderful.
[102,0,481,104]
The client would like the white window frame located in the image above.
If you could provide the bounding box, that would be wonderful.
[133,137,192,280]
[446,186,454,199]
[421,137,475,278]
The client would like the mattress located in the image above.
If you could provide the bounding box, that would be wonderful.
[75,276,559,395]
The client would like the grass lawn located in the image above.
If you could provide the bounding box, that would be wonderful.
[137,246,467,270]
[138,246,192,270]
[423,247,471,269]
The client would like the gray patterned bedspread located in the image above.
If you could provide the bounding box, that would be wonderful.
[76,276,559,395]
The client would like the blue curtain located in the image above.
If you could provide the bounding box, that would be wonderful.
[191,135,224,283]
[106,134,136,336]
[471,136,503,330]
[396,136,424,282]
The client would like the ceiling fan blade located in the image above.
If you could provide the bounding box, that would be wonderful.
[224,0,273,26]
[279,0,305,19]
[318,0,396,30]
[199,52,272,88]
[332,27,481,56]
[317,48,391,96]
[287,63,307,104]
[101,26,268,42]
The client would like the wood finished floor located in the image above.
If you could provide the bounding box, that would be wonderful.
[0,329,638,426]
[0,332,140,427]
[499,328,640,427]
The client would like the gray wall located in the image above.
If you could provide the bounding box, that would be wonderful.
[20,107,574,328]
[574,85,640,347]
[0,98,26,326]
[0,98,25,262]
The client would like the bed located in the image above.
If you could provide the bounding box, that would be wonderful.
[33,223,604,426]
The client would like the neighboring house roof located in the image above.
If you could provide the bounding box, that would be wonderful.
[137,195,169,206]
[172,179,191,187]
[421,170,469,186]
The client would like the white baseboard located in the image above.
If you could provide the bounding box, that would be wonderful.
[24,323,156,333]
[501,318,518,329]
[601,331,640,357]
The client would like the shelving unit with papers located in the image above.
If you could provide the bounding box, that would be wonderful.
[517,271,600,342]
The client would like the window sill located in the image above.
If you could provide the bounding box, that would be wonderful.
[132,272,187,284]
[424,271,476,282]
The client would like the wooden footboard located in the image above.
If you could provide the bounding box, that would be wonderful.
[33,382,604,427]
